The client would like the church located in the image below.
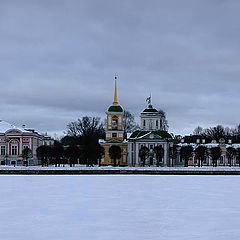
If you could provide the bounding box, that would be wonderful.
[100,76,173,167]
[99,76,128,166]
[127,99,173,167]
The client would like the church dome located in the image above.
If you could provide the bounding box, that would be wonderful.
[108,105,123,112]
[142,104,158,113]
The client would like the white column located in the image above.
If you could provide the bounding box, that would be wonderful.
[29,137,32,156]
[128,142,131,166]
[164,143,168,166]
[136,143,139,166]
[20,137,22,155]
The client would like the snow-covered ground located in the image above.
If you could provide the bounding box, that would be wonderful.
[0,175,240,240]
[1,164,240,171]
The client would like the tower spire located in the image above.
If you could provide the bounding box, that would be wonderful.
[113,74,118,105]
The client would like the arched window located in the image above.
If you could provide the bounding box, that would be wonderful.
[112,116,118,130]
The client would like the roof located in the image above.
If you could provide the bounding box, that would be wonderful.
[0,120,34,134]
[142,104,158,113]
[142,108,158,113]
[108,105,123,112]
[129,130,172,139]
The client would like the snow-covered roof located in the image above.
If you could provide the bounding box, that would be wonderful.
[0,120,31,133]
[177,142,240,150]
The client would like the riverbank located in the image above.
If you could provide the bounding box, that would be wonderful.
[1,165,240,175]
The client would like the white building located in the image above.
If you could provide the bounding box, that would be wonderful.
[128,102,173,166]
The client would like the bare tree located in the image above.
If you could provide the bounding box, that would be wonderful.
[180,145,193,167]
[236,148,240,167]
[22,147,32,167]
[195,146,208,167]
[226,147,236,167]
[67,116,105,138]
[169,144,178,167]
[154,145,164,167]
[193,126,203,136]
[158,109,168,130]
[203,125,225,141]
[123,110,138,138]
[66,116,105,166]
[109,145,121,166]
[139,146,149,167]
[209,147,221,167]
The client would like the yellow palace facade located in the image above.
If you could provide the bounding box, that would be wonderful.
[99,76,128,166]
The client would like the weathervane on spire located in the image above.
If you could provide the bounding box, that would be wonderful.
[146,94,152,106]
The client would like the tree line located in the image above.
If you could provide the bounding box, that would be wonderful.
[179,145,240,167]
[35,115,240,167]
[36,112,138,167]
[192,124,240,142]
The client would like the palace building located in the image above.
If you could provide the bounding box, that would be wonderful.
[99,76,128,166]
[0,120,44,166]
[128,100,173,166]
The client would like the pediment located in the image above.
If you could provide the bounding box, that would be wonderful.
[6,129,22,134]
[106,138,123,143]
[139,132,162,140]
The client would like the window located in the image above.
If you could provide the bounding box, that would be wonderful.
[112,133,117,138]
[149,120,153,129]
[1,146,5,155]
[143,120,146,127]
[150,145,153,149]
[156,120,158,128]
[11,145,18,156]
[108,116,111,129]
[23,145,29,150]
[112,116,118,130]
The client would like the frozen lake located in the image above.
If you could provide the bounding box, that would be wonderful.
[0,175,239,240]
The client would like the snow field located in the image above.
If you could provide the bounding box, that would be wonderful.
[0,175,240,240]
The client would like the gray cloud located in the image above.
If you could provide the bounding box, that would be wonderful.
[0,0,240,136]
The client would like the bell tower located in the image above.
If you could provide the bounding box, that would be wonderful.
[99,75,128,166]
[106,75,124,141]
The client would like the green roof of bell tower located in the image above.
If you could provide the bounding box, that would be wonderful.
[108,105,123,112]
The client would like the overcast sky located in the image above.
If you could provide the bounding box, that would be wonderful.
[1,0,240,136]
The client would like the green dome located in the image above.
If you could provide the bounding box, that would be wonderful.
[143,108,158,113]
[108,105,123,112]
[143,105,158,113]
